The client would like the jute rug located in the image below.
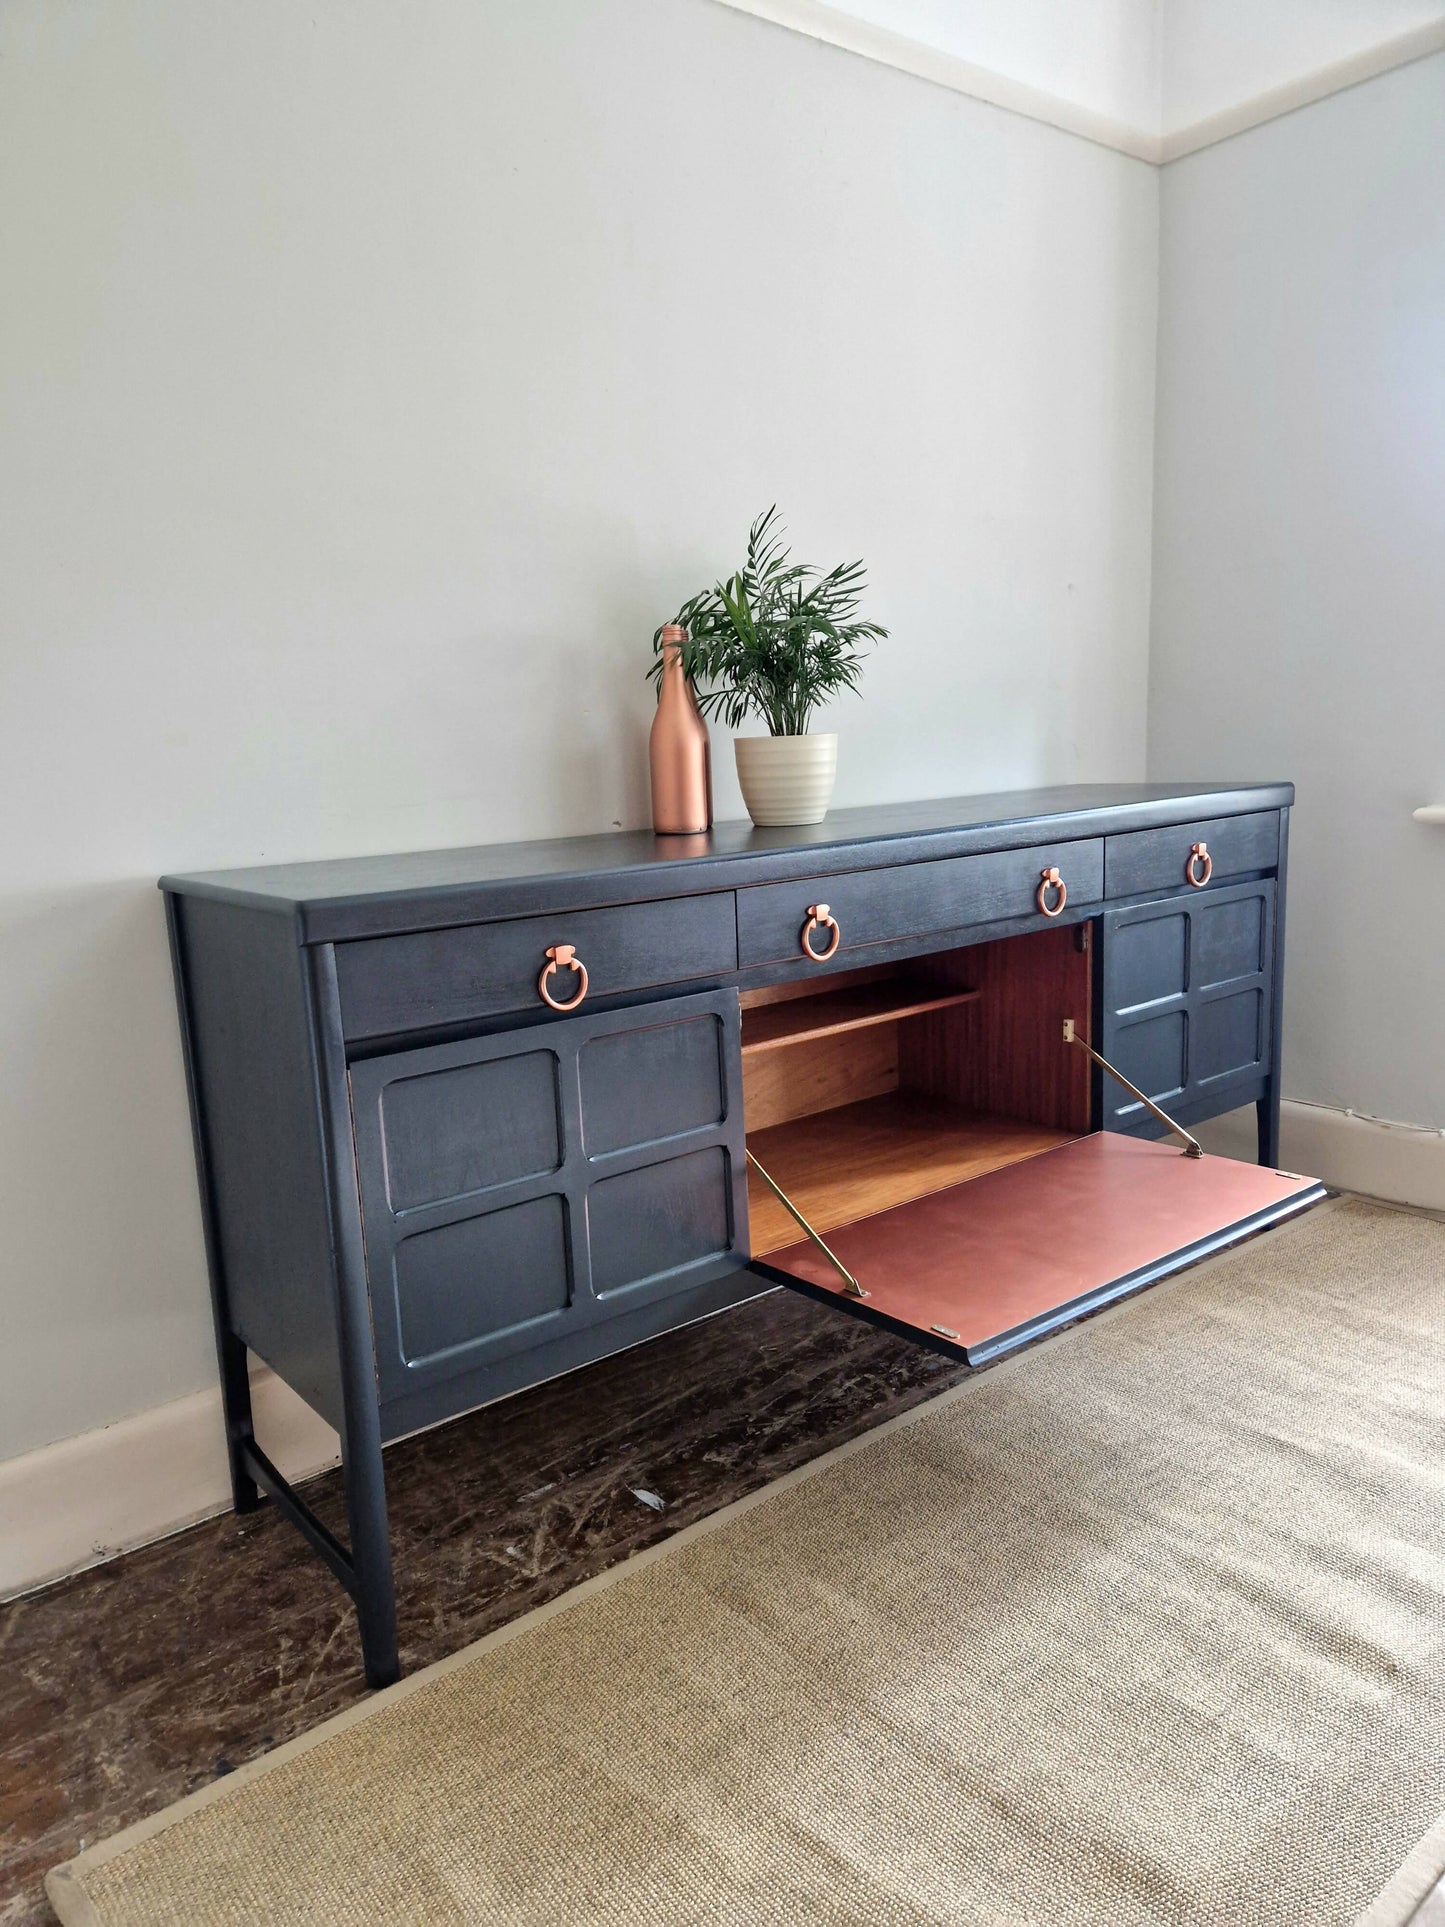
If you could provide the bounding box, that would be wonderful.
[50,1197,1445,1926]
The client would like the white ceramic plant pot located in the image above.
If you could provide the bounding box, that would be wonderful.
[733,733,838,827]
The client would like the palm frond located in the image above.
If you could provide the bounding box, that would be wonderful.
[649,509,886,733]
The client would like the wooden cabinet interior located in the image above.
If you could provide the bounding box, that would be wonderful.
[743,925,1093,1256]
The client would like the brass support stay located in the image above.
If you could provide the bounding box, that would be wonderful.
[1062,1019,1203,1157]
[745,1149,868,1297]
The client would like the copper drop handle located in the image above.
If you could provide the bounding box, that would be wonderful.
[1186,842,1212,888]
[800,904,841,962]
[1036,867,1067,917]
[538,943,588,1012]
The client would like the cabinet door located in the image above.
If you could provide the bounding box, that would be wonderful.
[349,990,748,1404]
[1098,879,1275,1134]
[759,1132,1322,1367]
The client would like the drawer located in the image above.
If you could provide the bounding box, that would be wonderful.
[736,839,1104,968]
[335,892,738,1041]
[1104,811,1279,900]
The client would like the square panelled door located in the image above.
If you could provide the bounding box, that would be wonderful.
[348,989,749,1404]
[1098,880,1275,1133]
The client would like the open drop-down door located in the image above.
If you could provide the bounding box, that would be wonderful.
[754,1131,1326,1365]
[741,942,1327,1367]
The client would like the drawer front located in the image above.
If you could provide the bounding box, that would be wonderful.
[736,839,1104,969]
[1104,811,1279,900]
[348,988,749,1404]
[335,892,737,1041]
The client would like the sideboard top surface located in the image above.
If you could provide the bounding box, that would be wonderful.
[160,781,1293,943]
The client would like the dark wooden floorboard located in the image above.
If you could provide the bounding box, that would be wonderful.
[0,1288,967,1926]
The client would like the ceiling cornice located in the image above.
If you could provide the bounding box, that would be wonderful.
[709,0,1162,161]
[1161,19,1445,162]
[710,0,1445,167]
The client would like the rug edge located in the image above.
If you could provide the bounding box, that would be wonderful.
[1355,1812,1445,1927]
[44,1199,1348,1916]
[44,1360,991,1911]
[45,1864,103,1927]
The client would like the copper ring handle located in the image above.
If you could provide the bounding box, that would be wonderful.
[1036,867,1067,918]
[800,903,841,962]
[1186,842,1212,888]
[538,943,588,1012]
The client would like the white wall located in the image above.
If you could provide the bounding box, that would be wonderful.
[1162,0,1445,131]
[1149,51,1445,1131]
[0,0,1160,1460]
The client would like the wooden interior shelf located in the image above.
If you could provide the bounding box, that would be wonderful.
[740,981,981,1055]
[746,1093,1075,1257]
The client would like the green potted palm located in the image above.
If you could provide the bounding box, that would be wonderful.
[651,508,887,826]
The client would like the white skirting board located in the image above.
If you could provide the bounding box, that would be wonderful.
[1195,1100,1445,1212]
[0,1366,339,1604]
[3,1098,1442,1604]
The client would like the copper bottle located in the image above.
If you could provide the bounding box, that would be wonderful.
[649,624,712,834]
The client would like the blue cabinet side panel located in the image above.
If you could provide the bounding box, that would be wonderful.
[172,895,343,1428]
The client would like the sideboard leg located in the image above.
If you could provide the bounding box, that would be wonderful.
[217,1326,262,1514]
[330,1158,400,1687]
[1256,1087,1282,1169]
[1259,806,1290,1171]
[303,939,402,1688]
[342,1417,400,1689]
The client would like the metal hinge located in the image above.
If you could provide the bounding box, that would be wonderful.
[746,1149,868,1297]
[1062,1018,1204,1158]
